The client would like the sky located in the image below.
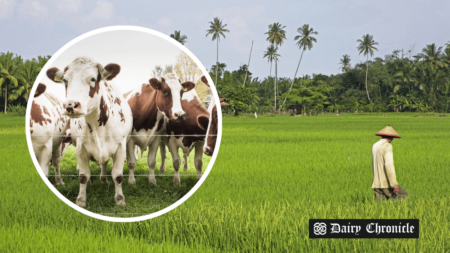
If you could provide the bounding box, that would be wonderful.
[37,30,184,97]
[1,0,450,82]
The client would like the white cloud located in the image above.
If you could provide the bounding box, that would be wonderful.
[0,0,15,20]
[211,5,266,52]
[18,0,48,20]
[117,16,142,26]
[151,17,174,34]
[51,0,82,14]
[76,0,114,29]
[83,0,114,22]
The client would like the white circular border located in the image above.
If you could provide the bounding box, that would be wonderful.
[25,26,223,223]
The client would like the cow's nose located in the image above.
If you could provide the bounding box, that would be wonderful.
[63,100,81,113]
[203,146,211,156]
[174,111,185,120]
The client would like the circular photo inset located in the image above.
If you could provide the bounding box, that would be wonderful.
[26,26,222,222]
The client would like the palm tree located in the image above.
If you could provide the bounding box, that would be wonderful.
[206,17,230,86]
[263,45,280,105]
[0,52,19,114]
[170,30,188,45]
[210,62,227,78]
[265,22,286,111]
[7,55,28,102]
[357,34,378,101]
[338,54,351,72]
[442,46,450,66]
[263,44,279,78]
[417,43,446,68]
[280,24,317,111]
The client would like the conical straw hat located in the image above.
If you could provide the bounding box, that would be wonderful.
[375,125,401,138]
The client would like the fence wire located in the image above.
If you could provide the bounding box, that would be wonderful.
[48,174,201,177]
[31,134,217,138]
[50,173,199,217]
[100,213,154,216]
[37,132,209,216]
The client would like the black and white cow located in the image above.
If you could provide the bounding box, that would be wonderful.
[47,56,132,207]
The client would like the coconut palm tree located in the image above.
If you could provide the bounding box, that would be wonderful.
[7,55,28,102]
[265,22,286,111]
[357,34,378,101]
[417,43,446,68]
[210,62,227,79]
[442,46,450,66]
[338,54,351,72]
[170,30,188,45]
[263,45,280,106]
[280,24,317,111]
[0,52,19,114]
[206,17,229,86]
[263,44,279,78]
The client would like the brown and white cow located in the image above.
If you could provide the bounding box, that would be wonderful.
[160,76,210,183]
[30,83,69,185]
[201,76,219,157]
[47,56,132,207]
[126,72,194,185]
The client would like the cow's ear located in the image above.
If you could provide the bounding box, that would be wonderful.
[181,81,195,91]
[104,64,121,80]
[197,115,209,131]
[200,76,210,87]
[47,67,64,83]
[34,83,47,97]
[149,78,162,90]
[98,63,120,80]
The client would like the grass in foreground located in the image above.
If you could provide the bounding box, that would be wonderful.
[1,112,450,252]
[47,145,210,216]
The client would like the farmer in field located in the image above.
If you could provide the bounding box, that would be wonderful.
[371,125,408,201]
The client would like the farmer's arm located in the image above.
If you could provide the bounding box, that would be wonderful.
[384,145,399,192]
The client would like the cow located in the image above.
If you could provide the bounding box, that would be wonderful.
[201,76,218,157]
[125,72,195,186]
[30,83,69,186]
[46,56,132,207]
[160,76,210,183]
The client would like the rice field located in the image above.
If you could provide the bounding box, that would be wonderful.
[1,112,450,252]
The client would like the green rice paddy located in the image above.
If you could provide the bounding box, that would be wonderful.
[1,113,450,252]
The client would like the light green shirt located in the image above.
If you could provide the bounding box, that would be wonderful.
[371,139,398,188]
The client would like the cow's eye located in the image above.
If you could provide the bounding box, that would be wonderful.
[163,91,168,95]
[63,79,68,84]
[90,78,96,82]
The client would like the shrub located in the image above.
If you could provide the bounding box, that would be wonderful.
[8,104,26,116]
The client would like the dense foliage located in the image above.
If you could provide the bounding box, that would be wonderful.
[2,42,450,115]
[0,52,50,113]
[210,43,450,115]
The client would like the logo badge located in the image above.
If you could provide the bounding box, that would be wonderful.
[313,222,327,235]
[309,219,419,238]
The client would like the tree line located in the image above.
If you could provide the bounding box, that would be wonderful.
[197,18,450,115]
[0,53,50,113]
[208,41,450,115]
[2,17,449,115]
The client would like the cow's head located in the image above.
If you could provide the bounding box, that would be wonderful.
[149,73,195,121]
[203,105,218,156]
[46,56,120,118]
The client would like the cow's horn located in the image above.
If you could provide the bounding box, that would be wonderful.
[97,63,111,80]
